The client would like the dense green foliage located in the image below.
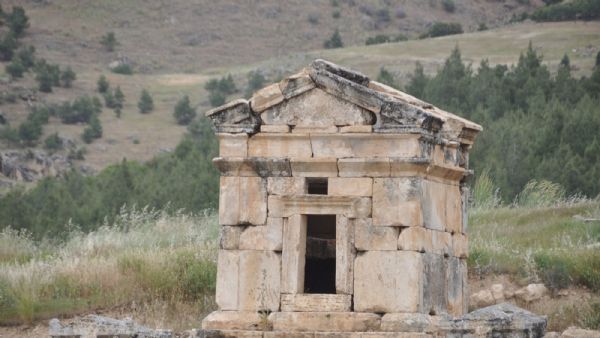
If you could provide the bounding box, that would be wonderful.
[324,29,344,49]
[365,34,407,45]
[205,74,237,107]
[0,118,219,238]
[138,89,154,114]
[82,114,102,143]
[60,66,76,87]
[173,95,196,125]
[419,22,463,39]
[245,71,266,98]
[406,44,600,200]
[97,75,110,93]
[531,0,600,21]
[376,67,398,88]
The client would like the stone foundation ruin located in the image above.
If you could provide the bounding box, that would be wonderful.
[201,59,546,337]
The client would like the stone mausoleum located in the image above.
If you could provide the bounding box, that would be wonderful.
[201,60,546,338]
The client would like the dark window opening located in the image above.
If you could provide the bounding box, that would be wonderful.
[307,178,328,195]
[304,214,336,294]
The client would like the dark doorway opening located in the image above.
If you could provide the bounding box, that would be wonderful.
[304,214,336,294]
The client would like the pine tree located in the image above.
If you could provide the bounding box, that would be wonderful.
[7,6,29,38]
[5,58,25,79]
[60,67,77,87]
[0,32,17,61]
[35,67,53,93]
[174,95,196,125]
[113,86,125,117]
[82,115,102,143]
[138,89,154,114]
[376,67,398,89]
[100,32,118,52]
[406,62,428,99]
[97,75,110,93]
[324,30,343,49]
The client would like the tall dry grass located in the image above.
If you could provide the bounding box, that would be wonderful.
[0,206,219,329]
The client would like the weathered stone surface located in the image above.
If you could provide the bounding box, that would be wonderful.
[338,158,390,177]
[291,158,338,177]
[469,289,495,309]
[560,327,600,338]
[460,303,547,338]
[336,216,355,294]
[218,133,248,157]
[310,134,421,158]
[250,83,285,113]
[268,195,370,218]
[248,134,313,158]
[431,230,452,256]
[422,253,447,316]
[281,215,306,294]
[49,315,172,338]
[389,158,429,177]
[446,257,467,317]
[281,294,351,312]
[206,99,260,133]
[238,250,281,311]
[264,332,314,338]
[461,186,469,234]
[261,89,373,127]
[239,225,275,251]
[269,312,381,332]
[216,250,239,310]
[354,218,398,251]
[373,177,422,227]
[398,227,431,252]
[213,157,292,177]
[266,217,284,251]
[219,176,267,225]
[354,251,423,313]
[380,313,445,333]
[267,177,306,196]
[292,126,339,134]
[445,184,462,233]
[279,69,316,100]
[360,333,431,338]
[452,233,468,258]
[328,178,373,196]
[201,311,265,331]
[490,284,505,303]
[200,329,264,338]
[421,180,446,231]
[340,125,373,133]
[220,226,243,250]
[515,284,549,303]
[261,124,291,133]
[311,59,370,86]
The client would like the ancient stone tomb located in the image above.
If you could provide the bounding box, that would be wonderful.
[202,59,482,336]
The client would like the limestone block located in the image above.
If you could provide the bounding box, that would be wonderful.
[340,125,372,133]
[461,186,469,234]
[201,329,264,338]
[309,67,381,113]
[380,313,443,333]
[452,233,468,258]
[265,332,315,338]
[355,218,399,251]
[311,134,421,158]
[445,185,462,233]
[361,333,431,338]
[239,224,282,251]
[281,294,352,312]
[354,251,423,313]
[268,195,370,219]
[431,230,452,256]
[266,217,283,251]
[338,158,390,177]
[292,126,338,134]
[279,69,316,100]
[201,311,264,331]
[261,125,291,133]
[515,283,549,303]
[291,158,338,177]
[216,250,239,310]
[213,157,292,177]
[281,215,306,294]
[328,178,373,196]
[219,176,267,225]
[269,312,381,332]
[422,253,447,316]
[238,250,281,311]
[372,177,423,227]
[260,88,373,127]
[218,133,248,157]
[314,333,362,338]
[446,256,466,317]
[336,216,355,294]
[389,159,428,177]
[432,145,445,167]
[248,134,312,158]
[267,177,306,196]
[397,227,431,252]
[421,180,446,231]
[220,226,243,249]
[250,83,285,113]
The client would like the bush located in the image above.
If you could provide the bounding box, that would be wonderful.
[34,60,61,93]
[324,29,343,49]
[209,91,226,107]
[82,115,102,143]
[245,71,266,98]
[100,32,118,52]
[18,120,42,145]
[332,10,341,19]
[442,0,456,13]
[5,58,25,79]
[111,63,133,75]
[0,126,19,144]
[531,0,600,21]
[16,46,35,69]
[44,133,63,151]
[366,35,390,45]
[307,13,319,24]
[420,22,463,38]
[173,95,196,125]
[138,89,154,114]
[0,33,18,61]
[97,75,110,93]
[113,86,124,117]
[60,96,100,124]
[103,90,116,109]
[7,6,29,38]
[60,67,76,88]
[477,23,488,31]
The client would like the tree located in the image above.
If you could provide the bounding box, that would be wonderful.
[245,71,266,97]
[5,58,25,79]
[82,115,102,143]
[16,46,35,69]
[209,91,226,107]
[406,62,428,99]
[376,67,398,89]
[0,32,17,61]
[7,6,29,38]
[97,75,110,93]
[44,133,63,151]
[18,120,42,145]
[35,67,54,92]
[596,51,600,67]
[113,86,125,117]
[103,90,116,108]
[324,30,344,49]
[60,67,76,87]
[100,32,118,52]
[138,89,154,114]
[174,95,196,125]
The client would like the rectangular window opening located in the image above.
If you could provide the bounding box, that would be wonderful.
[304,214,336,294]
[307,178,328,195]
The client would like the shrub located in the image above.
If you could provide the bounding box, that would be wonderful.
[103,90,116,109]
[307,13,319,24]
[5,58,25,79]
[138,89,154,114]
[174,95,196,125]
[217,75,237,95]
[535,254,572,292]
[18,120,42,145]
[477,23,488,31]
[420,22,463,38]
[376,67,398,89]
[35,68,53,93]
[395,7,407,19]
[366,34,390,45]
[0,32,18,61]
[531,0,600,21]
[44,133,63,151]
[60,67,76,88]
[442,0,456,13]
[16,46,35,69]
[111,63,133,75]
[97,75,110,93]
[100,32,118,52]
[209,91,226,107]
[27,107,49,126]
[113,86,125,117]
[0,126,19,144]
[60,96,100,124]
[245,71,266,98]
[82,115,102,143]
[332,10,341,19]
[324,29,343,49]
[596,51,600,67]
[375,8,391,23]
[7,6,29,38]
